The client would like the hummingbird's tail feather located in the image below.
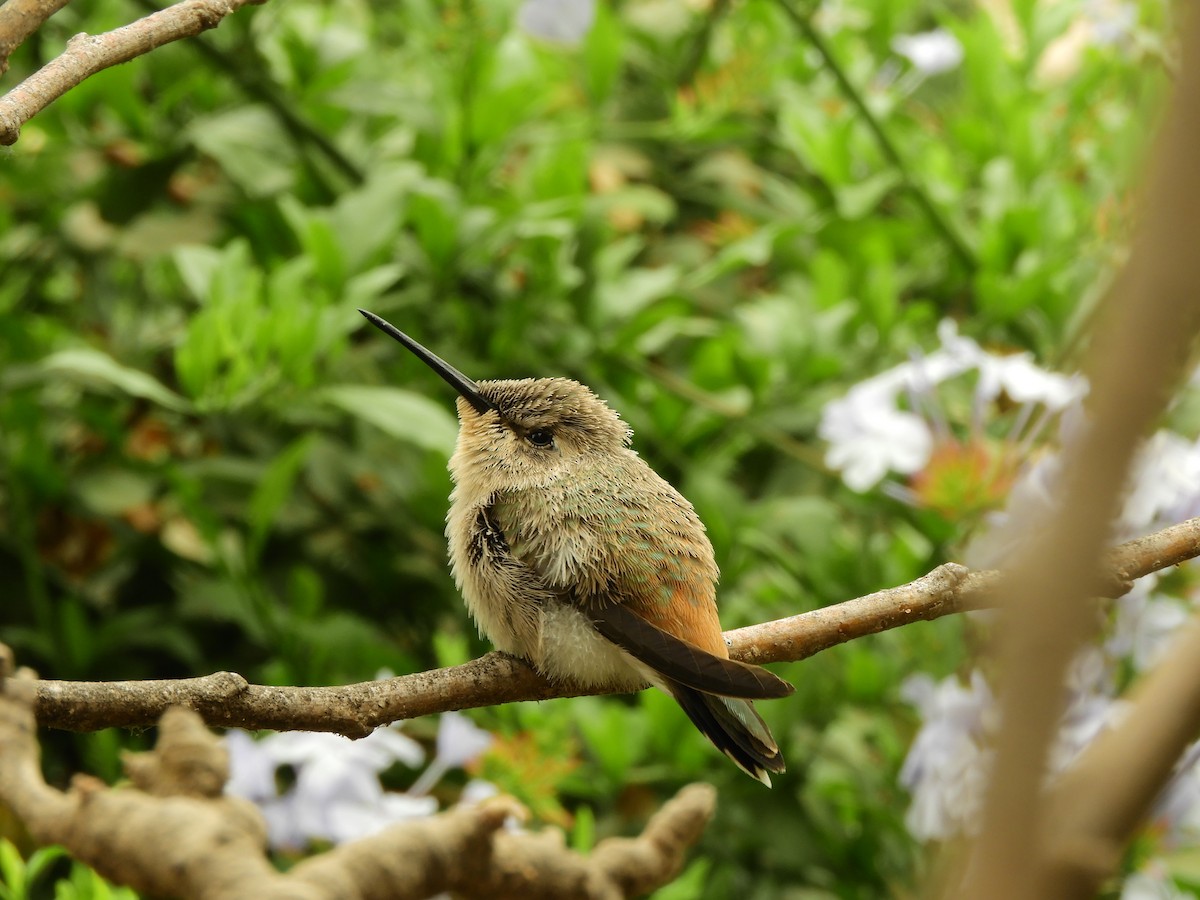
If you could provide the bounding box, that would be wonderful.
[588,602,794,699]
[668,683,786,787]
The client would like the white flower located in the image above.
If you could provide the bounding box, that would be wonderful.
[263,727,425,774]
[820,385,934,491]
[409,712,496,797]
[899,660,1128,841]
[459,779,501,806]
[818,327,980,492]
[1037,0,1139,83]
[1153,742,1200,841]
[966,452,1062,568]
[224,729,278,802]
[322,787,438,845]
[1108,578,1190,672]
[436,711,495,769]
[1121,431,1200,535]
[289,746,431,845]
[975,353,1086,411]
[891,29,964,76]
[518,0,595,46]
[1040,649,1123,778]
[225,725,430,849]
[898,671,995,841]
[1087,0,1137,46]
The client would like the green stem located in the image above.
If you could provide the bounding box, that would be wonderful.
[777,0,977,273]
[1,440,52,637]
[676,0,732,88]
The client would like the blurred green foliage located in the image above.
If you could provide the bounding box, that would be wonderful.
[0,0,1168,895]
[0,840,138,900]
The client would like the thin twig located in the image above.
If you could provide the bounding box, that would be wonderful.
[0,0,264,146]
[675,0,731,89]
[0,0,72,74]
[25,516,1200,736]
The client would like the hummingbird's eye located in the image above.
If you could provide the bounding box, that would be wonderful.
[527,428,554,448]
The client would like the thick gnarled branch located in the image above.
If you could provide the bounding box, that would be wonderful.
[25,515,1200,737]
[0,661,715,900]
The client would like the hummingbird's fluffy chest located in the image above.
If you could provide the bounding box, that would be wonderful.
[444,506,651,690]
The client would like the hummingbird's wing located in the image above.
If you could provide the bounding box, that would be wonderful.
[586,601,793,699]
[492,456,793,701]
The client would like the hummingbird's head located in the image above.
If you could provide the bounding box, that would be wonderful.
[358,310,632,491]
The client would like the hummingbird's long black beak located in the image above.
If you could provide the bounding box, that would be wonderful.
[358,309,497,414]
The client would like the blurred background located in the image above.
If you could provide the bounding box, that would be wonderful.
[0,0,1181,896]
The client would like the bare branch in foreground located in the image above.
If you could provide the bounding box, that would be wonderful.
[0,661,714,900]
[0,0,264,146]
[1043,619,1200,891]
[961,8,1200,900]
[0,0,72,75]
[24,515,1200,737]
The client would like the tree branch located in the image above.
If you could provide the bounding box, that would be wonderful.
[0,0,72,75]
[1042,619,1200,891]
[0,661,714,900]
[23,516,1200,737]
[0,0,265,146]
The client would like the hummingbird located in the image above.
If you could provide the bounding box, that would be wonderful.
[359,309,793,784]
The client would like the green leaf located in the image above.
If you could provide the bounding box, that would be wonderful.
[34,349,189,411]
[75,470,156,516]
[20,843,69,892]
[345,264,407,309]
[329,165,422,274]
[246,436,315,563]
[188,105,296,197]
[407,181,462,274]
[176,575,270,645]
[582,1,623,103]
[0,840,25,897]
[651,859,711,900]
[172,244,225,303]
[570,804,595,853]
[321,385,459,454]
[834,171,900,220]
[594,266,680,325]
[681,225,786,291]
[92,607,205,671]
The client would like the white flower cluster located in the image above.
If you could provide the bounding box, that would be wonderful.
[823,320,1200,894]
[819,320,1084,493]
[898,670,995,841]
[899,622,1200,898]
[225,711,495,850]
